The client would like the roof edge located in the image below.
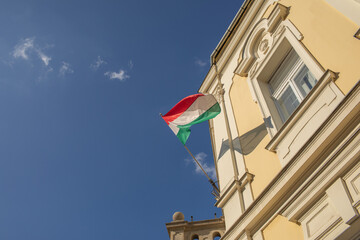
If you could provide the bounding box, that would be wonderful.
[210,0,254,65]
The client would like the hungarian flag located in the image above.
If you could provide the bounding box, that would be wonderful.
[162,93,221,145]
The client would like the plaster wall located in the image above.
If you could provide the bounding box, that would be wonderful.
[223,191,242,229]
[212,117,240,191]
[262,215,304,240]
[209,44,249,191]
[229,75,281,198]
[278,0,360,94]
[209,81,235,191]
[325,0,360,25]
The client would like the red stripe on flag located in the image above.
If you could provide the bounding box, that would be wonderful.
[162,93,204,124]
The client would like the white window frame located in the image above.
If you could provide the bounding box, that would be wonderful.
[269,50,318,123]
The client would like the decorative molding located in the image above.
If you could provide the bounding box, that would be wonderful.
[344,161,360,211]
[326,178,359,224]
[281,126,360,221]
[298,195,342,240]
[252,229,264,240]
[215,171,254,208]
[214,83,225,104]
[294,176,360,240]
[257,33,273,60]
[216,179,238,208]
[234,4,290,77]
[237,232,248,240]
[166,217,225,240]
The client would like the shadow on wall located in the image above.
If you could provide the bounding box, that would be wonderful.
[218,117,273,159]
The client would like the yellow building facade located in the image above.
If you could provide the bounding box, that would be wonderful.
[167,0,360,239]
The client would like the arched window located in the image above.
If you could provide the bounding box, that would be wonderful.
[213,232,221,240]
[191,234,199,240]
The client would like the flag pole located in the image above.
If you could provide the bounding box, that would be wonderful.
[160,113,220,196]
[183,144,220,195]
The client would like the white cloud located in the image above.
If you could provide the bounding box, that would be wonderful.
[90,56,107,70]
[59,62,74,76]
[12,37,52,66]
[13,38,34,60]
[104,69,129,81]
[185,152,217,180]
[195,59,208,67]
[37,51,51,66]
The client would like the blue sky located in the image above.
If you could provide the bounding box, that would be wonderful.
[0,1,244,239]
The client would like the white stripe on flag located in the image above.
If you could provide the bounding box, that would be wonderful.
[170,94,217,126]
[168,122,179,135]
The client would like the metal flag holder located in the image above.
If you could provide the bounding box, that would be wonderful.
[183,144,220,199]
[160,113,220,199]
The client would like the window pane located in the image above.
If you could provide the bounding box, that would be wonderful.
[277,86,300,121]
[269,50,300,92]
[268,49,317,124]
[293,65,317,97]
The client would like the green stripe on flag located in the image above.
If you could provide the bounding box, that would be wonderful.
[175,102,220,145]
[178,103,221,129]
[176,127,191,145]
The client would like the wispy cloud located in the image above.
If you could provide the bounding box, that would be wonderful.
[12,37,52,66]
[185,152,216,179]
[195,58,208,67]
[37,51,51,66]
[38,66,54,81]
[128,60,134,70]
[13,38,34,60]
[59,62,74,76]
[90,56,107,71]
[104,69,129,81]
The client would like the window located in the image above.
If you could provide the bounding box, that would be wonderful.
[234,3,343,166]
[234,4,325,138]
[191,235,199,240]
[269,50,317,122]
[213,232,221,240]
